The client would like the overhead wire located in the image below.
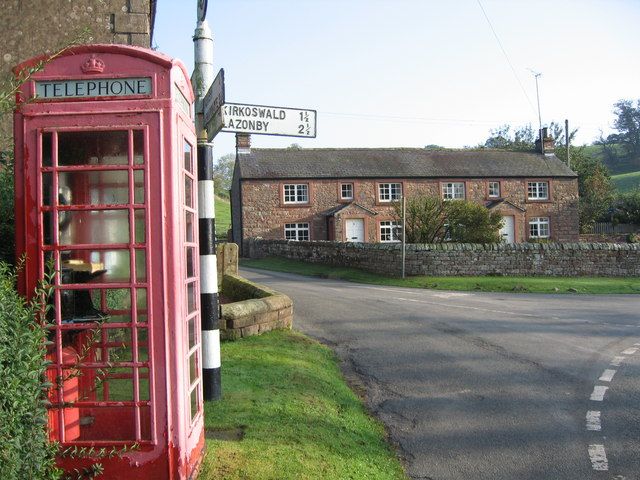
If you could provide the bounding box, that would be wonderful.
[475,0,538,117]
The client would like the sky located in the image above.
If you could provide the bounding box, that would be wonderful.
[154,0,640,161]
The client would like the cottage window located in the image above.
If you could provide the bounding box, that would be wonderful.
[378,183,402,202]
[488,181,500,198]
[527,181,549,200]
[284,222,310,241]
[283,183,309,204]
[529,217,550,239]
[379,221,401,242]
[442,182,465,200]
[341,183,354,200]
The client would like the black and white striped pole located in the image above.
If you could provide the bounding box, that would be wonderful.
[194,0,221,401]
[198,145,221,400]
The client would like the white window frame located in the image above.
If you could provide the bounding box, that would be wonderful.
[442,182,465,200]
[340,183,354,200]
[379,220,401,243]
[283,183,309,204]
[529,217,550,239]
[488,181,500,198]
[527,181,549,200]
[378,183,402,202]
[284,222,310,241]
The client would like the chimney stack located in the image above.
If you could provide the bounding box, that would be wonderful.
[535,127,554,155]
[236,133,251,155]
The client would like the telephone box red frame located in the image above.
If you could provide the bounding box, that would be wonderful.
[14,44,204,479]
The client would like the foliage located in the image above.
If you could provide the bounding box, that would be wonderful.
[393,196,447,243]
[627,233,639,244]
[0,261,61,480]
[557,145,615,231]
[481,121,575,152]
[612,189,640,225]
[212,153,234,198]
[0,152,15,264]
[393,196,502,243]
[596,99,640,169]
[200,330,407,480]
[445,200,503,243]
[483,124,536,150]
[240,257,640,295]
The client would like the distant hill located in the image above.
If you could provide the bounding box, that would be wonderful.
[583,144,640,175]
[612,171,640,193]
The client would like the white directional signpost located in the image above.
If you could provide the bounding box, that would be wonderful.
[203,68,225,140]
[220,102,316,138]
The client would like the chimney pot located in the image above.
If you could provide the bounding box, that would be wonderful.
[236,133,251,155]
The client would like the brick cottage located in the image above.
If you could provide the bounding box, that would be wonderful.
[230,134,579,253]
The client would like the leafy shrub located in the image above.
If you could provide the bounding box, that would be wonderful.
[627,233,639,244]
[394,196,502,243]
[0,261,60,479]
[0,152,14,265]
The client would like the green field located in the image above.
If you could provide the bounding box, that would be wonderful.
[612,170,640,193]
[241,257,640,295]
[200,330,407,480]
[215,196,231,238]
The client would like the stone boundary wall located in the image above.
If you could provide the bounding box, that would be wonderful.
[220,273,293,340]
[246,239,640,278]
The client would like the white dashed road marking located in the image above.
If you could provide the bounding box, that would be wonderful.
[588,444,609,471]
[590,386,609,401]
[586,411,601,431]
[599,369,617,382]
[611,356,625,367]
[622,347,638,355]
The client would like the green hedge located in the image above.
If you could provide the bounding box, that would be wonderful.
[0,262,60,479]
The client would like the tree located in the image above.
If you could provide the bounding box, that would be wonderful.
[394,196,502,244]
[445,200,503,243]
[610,99,640,158]
[393,196,448,243]
[556,145,614,231]
[613,189,640,225]
[213,153,234,198]
[483,124,535,150]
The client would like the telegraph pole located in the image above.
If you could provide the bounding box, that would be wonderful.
[194,0,221,401]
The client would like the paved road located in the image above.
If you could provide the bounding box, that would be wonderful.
[240,267,640,480]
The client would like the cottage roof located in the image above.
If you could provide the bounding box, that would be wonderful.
[236,148,576,180]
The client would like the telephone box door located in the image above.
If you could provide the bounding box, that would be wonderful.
[24,112,168,461]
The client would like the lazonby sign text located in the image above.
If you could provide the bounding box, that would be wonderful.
[221,102,316,138]
[35,77,152,100]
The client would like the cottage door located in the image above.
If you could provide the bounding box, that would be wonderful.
[345,219,365,242]
[500,216,515,243]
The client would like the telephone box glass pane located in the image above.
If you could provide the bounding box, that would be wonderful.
[134,209,145,244]
[136,288,148,323]
[58,131,128,166]
[186,246,195,278]
[59,210,130,245]
[185,212,194,242]
[59,170,129,205]
[187,282,196,314]
[135,249,146,282]
[184,141,193,172]
[42,172,53,205]
[134,170,145,204]
[133,130,144,165]
[184,176,193,207]
[61,250,130,284]
[42,132,52,167]
[137,328,149,362]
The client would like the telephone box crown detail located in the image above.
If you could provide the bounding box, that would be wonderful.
[81,55,105,74]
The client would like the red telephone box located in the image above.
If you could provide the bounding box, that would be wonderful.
[14,44,205,479]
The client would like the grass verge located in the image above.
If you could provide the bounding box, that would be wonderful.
[200,330,407,480]
[215,196,231,236]
[240,257,640,294]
